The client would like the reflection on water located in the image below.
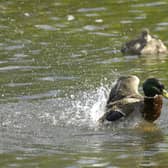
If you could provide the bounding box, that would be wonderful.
[1,0,168,167]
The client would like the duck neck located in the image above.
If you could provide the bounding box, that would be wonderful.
[144,34,152,42]
[142,95,163,122]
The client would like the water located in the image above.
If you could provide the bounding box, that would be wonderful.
[1,0,168,167]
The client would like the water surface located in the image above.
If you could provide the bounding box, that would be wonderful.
[1,0,168,167]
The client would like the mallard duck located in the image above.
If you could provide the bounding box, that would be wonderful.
[99,75,168,123]
[121,29,168,55]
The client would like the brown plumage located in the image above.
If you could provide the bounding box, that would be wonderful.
[142,95,163,122]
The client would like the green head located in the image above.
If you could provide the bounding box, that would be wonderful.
[143,78,168,98]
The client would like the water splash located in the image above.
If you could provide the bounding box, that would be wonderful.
[69,84,109,128]
[49,83,110,129]
[1,82,168,131]
[0,83,111,130]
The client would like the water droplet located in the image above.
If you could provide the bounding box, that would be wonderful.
[67,15,75,21]
[95,19,103,23]
[24,13,30,17]
[70,94,75,99]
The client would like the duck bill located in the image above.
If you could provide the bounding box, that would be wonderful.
[163,89,168,98]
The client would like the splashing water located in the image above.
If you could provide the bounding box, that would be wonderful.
[70,84,109,128]
[0,84,111,130]
[1,81,168,132]
[55,84,110,129]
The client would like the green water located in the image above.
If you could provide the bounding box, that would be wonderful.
[1,0,168,167]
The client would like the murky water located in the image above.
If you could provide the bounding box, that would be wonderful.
[1,0,168,167]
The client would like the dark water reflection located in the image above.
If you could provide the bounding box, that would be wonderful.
[1,0,168,167]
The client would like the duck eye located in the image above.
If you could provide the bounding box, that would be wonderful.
[160,84,164,89]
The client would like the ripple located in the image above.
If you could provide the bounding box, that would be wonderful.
[18,90,60,100]
[50,16,61,21]
[120,20,133,24]
[31,49,41,55]
[5,45,25,51]
[157,22,168,26]
[155,22,168,31]
[8,53,30,62]
[96,57,122,64]
[0,66,24,71]
[6,39,32,45]
[83,25,106,31]
[54,23,67,29]
[95,19,103,23]
[38,76,78,82]
[132,1,167,7]
[155,27,167,31]
[0,66,49,71]
[5,82,32,87]
[128,10,143,13]
[77,7,106,13]
[13,53,28,58]
[90,32,119,37]
[0,60,8,64]
[85,13,99,17]
[134,14,146,20]
[35,25,60,31]
[0,25,9,30]
[140,162,158,167]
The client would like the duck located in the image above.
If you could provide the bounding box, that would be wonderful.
[99,75,168,123]
[121,29,168,55]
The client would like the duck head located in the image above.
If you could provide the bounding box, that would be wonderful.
[143,78,168,98]
[141,29,152,42]
[142,78,168,122]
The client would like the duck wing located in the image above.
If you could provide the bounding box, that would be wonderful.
[121,38,147,54]
[100,97,143,122]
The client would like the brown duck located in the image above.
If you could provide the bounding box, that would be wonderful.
[99,75,168,123]
[121,29,168,55]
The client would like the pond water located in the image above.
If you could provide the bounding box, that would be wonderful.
[1,0,168,167]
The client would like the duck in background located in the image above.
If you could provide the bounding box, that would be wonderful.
[99,75,168,123]
[121,29,168,55]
